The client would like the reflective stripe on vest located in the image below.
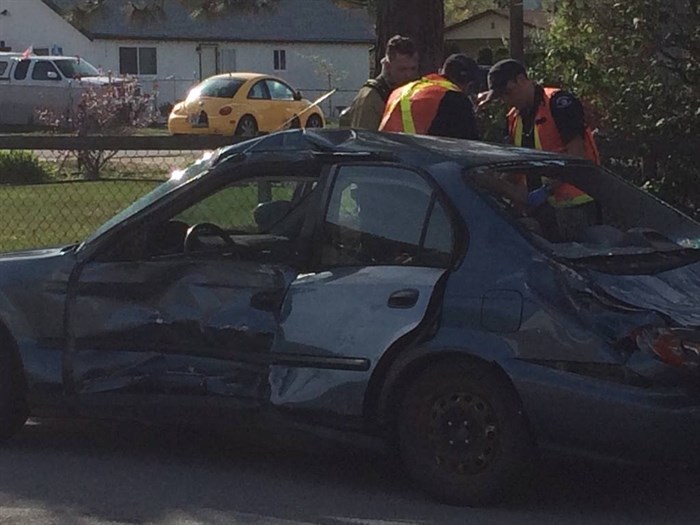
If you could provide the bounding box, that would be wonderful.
[509,88,598,208]
[513,112,594,207]
[508,88,599,163]
[384,77,461,134]
[512,117,542,150]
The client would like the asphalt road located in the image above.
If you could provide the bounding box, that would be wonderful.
[0,417,698,525]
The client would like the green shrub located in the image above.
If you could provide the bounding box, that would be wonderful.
[0,151,50,185]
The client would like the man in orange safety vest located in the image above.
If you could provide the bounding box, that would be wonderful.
[379,53,481,140]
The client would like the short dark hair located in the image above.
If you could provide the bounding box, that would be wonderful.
[487,59,528,93]
[441,54,480,85]
[385,35,417,60]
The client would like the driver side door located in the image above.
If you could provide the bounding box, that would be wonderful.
[245,79,274,131]
[265,79,298,129]
[66,171,317,399]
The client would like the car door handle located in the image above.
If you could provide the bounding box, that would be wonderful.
[388,288,419,309]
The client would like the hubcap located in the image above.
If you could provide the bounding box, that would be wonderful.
[239,119,256,137]
[427,392,499,475]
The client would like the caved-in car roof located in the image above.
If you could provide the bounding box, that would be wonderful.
[214,129,590,172]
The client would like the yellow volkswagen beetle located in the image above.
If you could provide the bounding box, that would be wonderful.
[168,73,325,137]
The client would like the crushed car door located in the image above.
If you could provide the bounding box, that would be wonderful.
[66,173,316,398]
[269,163,458,416]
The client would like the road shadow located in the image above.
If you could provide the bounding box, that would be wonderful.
[0,418,698,524]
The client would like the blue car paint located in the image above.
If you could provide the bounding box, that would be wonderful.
[269,265,445,415]
[1,129,700,466]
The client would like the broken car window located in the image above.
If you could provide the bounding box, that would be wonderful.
[466,164,700,267]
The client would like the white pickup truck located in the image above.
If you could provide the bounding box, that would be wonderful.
[0,53,123,126]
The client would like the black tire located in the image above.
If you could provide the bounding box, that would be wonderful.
[0,343,28,442]
[235,115,258,138]
[305,114,324,128]
[397,360,535,506]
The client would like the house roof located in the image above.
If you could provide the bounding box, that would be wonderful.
[41,0,375,44]
[445,8,550,34]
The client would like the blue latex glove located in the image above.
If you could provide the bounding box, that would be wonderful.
[527,186,551,208]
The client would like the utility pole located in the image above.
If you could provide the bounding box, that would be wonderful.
[509,0,525,63]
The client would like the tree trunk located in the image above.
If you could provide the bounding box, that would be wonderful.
[375,0,444,76]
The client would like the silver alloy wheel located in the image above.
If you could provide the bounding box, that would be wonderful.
[236,116,258,137]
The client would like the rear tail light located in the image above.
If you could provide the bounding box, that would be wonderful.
[633,327,700,369]
[219,106,233,116]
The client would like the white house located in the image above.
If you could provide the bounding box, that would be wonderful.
[445,8,550,62]
[0,0,375,115]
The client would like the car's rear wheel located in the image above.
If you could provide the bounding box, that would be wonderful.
[235,115,258,138]
[397,360,535,506]
[0,340,28,442]
[306,114,324,128]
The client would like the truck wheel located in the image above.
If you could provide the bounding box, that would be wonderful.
[0,344,28,442]
[397,360,535,506]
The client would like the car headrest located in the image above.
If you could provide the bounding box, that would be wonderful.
[253,200,292,231]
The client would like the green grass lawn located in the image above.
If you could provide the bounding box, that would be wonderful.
[0,180,298,252]
[177,183,294,231]
[0,180,160,251]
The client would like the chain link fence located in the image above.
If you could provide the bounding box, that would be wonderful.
[0,135,239,252]
[1,132,676,254]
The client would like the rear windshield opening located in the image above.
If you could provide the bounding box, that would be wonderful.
[465,164,700,267]
[193,78,245,99]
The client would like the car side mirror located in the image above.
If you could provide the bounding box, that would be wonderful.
[293,90,302,101]
[47,71,59,80]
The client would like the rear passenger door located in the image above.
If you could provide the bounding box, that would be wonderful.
[270,163,458,416]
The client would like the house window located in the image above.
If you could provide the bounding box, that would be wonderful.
[273,49,286,71]
[119,46,157,75]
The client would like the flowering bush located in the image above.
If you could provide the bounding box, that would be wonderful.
[36,77,157,180]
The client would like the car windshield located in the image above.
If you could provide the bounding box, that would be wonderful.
[189,77,246,99]
[465,163,700,269]
[54,58,101,78]
[80,152,216,248]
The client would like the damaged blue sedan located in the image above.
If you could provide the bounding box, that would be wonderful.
[2,129,700,506]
